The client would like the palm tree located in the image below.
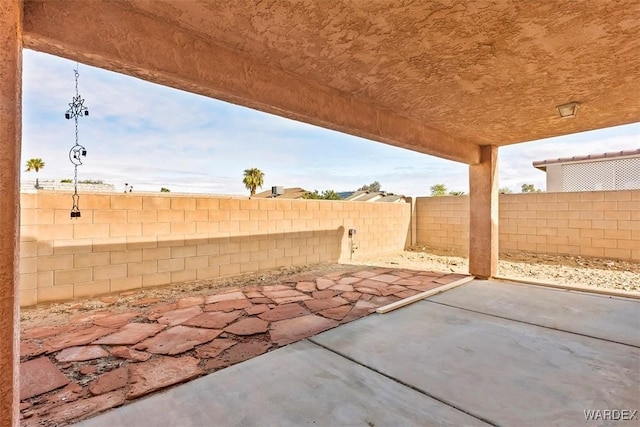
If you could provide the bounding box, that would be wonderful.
[430,183,447,197]
[243,168,264,197]
[25,158,45,188]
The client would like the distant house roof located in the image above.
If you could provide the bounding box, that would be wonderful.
[344,191,408,203]
[533,149,640,171]
[253,187,308,199]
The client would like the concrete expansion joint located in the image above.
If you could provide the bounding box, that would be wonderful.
[306,337,498,426]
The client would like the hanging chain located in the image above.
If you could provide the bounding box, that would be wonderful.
[65,67,89,218]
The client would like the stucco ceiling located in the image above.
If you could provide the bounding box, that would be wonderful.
[22,0,640,163]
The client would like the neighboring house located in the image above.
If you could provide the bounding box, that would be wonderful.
[344,191,408,203]
[20,179,116,193]
[253,187,308,199]
[533,149,640,192]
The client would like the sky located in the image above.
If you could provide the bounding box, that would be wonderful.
[22,50,640,197]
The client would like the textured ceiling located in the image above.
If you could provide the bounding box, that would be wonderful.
[22,0,640,161]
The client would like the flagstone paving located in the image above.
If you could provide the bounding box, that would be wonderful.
[19,265,467,426]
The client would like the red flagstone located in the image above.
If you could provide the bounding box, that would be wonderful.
[246,304,270,315]
[393,278,422,287]
[435,274,468,284]
[22,324,75,340]
[32,390,125,426]
[93,323,165,346]
[109,346,151,362]
[341,291,362,302]
[342,300,377,323]
[322,270,347,279]
[131,297,161,306]
[93,312,139,328]
[319,305,352,321]
[127,356,202,399]
[205,291,246,304]
[390,271,416,279]
[262,284,290,291]
[147,302,178,315]
[204,341,271,370]
[204,298,252,312]
[80,365,98,375]
[315,278,335,290]
[20,357,70,400]
[177,296,204,308]
[135,326,221,355]
[56,346,109,362]
[354,286,382,296]
[270,315,339,346]
[195,339,237,359]
[20,341,45,359]
[262,288,307,300]
[45,326,115,353]
[41,382,85,407]
[258,303,309,322]
[312,289,340,299]
[245,291,264,298]
[381,285,407,296]
[70,311,110,324]
[352,270,380,279]
[157,305,203,326]
[304,296,349,312]
[249,297,272,304]
[225,318,269,336]
[329,283,355,292]
[182,311,243,329]
[369,296,401,307]
[295,281,316,292]
[337,277,362,286]
[394,289,422,299]
[408,283,442,292]
[360,294,373,301]
[99,296,118,304]
[89,367,128,395]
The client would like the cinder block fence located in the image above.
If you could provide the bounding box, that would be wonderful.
[19,192,410,306]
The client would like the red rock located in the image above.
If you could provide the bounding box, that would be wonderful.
[70,311,111,324]
[55,345,109,362]
[204,341,271,370]
[89,367,128,395]
[262,288,310,303]
[245,304,270,315]
[337,277,362,286]
[295,281,316,292]
[356,279,391,291]
[182,311,243,329]
[319,305,352,321]
[20,401,32,411]
[205,291,246,304]
[395,289,422,299]
[45,326,115,352]
[312,289,339,299]
[131,297,161,306]
[368,274,400,284]
[393,278,422,287]
[408,283,443,292]
[20,357,70,400]
[304,296,349,312]
[204,299,252,312]
[380,285,407,296]
[93,323,165,345]
[127,356,202,399]
[258,303,309,322]
[435,274,468,284]
[315,278,335,290]
[157,305,203,326]
[109,346,151,362]
[135,326,221,355]
[225,318,269,336]
[341,291,362,302]
[360,294,373,301]
[41,390,125,425]
[262,284,290,291]
[391,271,417,279]
[148,302,178,314]
[342,300,377,323]
[352,270,380,279]
[93,312,138,328]
[195,339,237,358]
[80,365,98,375]
[329,283,355,292]
[41,382,85,406]
[370,296,401,307]
[270,315,339,346]
[20,341,45,359]
[99,296,118,304]
[22,324,74,340]
[177,296,204,308]
[355,286,382,296]
[417,271,445,277]
[322,270,348,279]
[245,291,264,298]
[249,297,273,304]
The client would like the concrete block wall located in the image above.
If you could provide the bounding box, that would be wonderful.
[19,192,410,306]
[415,190,640,261]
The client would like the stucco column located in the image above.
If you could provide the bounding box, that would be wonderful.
[0,1,22,426]
[468,145,498,279]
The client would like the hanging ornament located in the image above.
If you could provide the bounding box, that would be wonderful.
[64,67,89,218]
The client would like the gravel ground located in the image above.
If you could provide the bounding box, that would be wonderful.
[352,246,640,293]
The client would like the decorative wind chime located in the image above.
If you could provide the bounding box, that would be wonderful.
[64,67,89,218]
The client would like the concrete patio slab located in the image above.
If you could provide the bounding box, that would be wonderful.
[430,279,640,347]
[76,340,487,427]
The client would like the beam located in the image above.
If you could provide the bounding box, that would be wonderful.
[22,0,480,165]
[468,145,498,278]
[0,1,22,425]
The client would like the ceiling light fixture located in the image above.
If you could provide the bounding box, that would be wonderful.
[556,101,579,119]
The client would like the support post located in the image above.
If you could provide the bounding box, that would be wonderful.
[0,1,22,426]
[468,145,498,279]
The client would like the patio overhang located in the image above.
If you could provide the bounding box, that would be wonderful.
[2,1,640,424]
